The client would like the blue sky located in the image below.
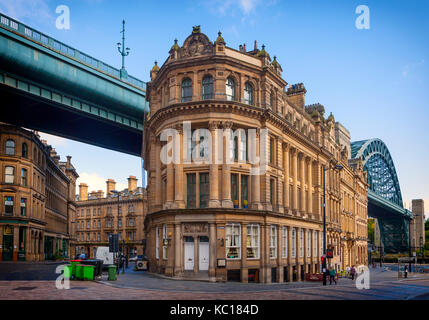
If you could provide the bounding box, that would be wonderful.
[1,0,428,215]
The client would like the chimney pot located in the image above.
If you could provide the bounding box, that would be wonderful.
[254,40,257,50]
[243,43,246,53]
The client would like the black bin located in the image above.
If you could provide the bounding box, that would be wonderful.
[81,259,103,277]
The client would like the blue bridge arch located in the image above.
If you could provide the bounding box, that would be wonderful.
[351,139,412,253]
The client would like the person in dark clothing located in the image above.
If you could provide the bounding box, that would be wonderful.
[329,268,337,285]
[350,266,356,280]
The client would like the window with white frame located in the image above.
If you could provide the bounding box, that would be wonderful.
[226,223,241,259]
[246,224,259,259]
[270,225,277,259]
[292,228,296,258]
[162,224,168,259]
[313,231,318,257]
[155,226,160,259]
[282,227,288,258]
[299,229,304,258]
[307,230,311,258]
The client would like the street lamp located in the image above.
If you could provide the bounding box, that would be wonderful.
[110,190,121,273]
[322,163,343,286]
[117,19,130,79]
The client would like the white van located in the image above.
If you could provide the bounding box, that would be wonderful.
[96,247,114,267]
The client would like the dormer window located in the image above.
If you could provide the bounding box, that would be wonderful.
[202,75,213,100]
[226,77,236,101]
[244,82,254,105]
[181,78,192,102]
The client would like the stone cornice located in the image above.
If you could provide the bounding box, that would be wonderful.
[146,101,328,155]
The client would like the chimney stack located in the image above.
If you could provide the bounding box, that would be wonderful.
[106,179,116,196]
[243,43,246,53]
[254,40,257,50]
[239,44,243,52]
[128,175,138,192]
[79,183,88,201]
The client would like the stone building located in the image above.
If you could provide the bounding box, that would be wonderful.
[410,199,425,250]
[142,27,368,283]
[73,176,147,259]
[0,123,77,261]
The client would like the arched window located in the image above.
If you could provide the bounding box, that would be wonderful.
[226,77,236,101]
[5,139,15,155]
[244,82,254,105]
[21,168,28,186]
[201,75,213,100]
[181,78,192,102]
[22,143,28,158]
[4,166,14,184]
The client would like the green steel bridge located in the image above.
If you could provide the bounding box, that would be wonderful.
[0,13,148,156]
[351,138,413,253]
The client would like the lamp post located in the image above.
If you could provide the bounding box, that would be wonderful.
[117,19,130,79]
[322,163,343,286]
[110,190,121,273]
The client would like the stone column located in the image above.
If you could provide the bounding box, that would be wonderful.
[300,154,306,214]
[174,125,185,208]
[241,223,248,283]
[292,149,298,211]
[174,223,182,277]
[25,228,31,261]
[221,121,233,208]
[283,143,290,211]
[13,226,19,261]
[264,224,271,283]
[277,225,282,282]
[307,158,313,216]
[260,223,267,283]
[251,129,262,210]
[165,135,174,209]
[303,228,308,275]
[287,226,293,282]
[209,223,216,281]
[209,122,221,208]
[194,235,199,274]
[155,139,162,209]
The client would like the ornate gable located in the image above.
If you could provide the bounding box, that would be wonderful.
[179,26,214,59]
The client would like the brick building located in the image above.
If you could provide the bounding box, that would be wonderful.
[142,27,368,282]
[0,123,77,261]
[73,176,147,259]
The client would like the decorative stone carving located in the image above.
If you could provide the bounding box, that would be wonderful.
[183,223,208,234]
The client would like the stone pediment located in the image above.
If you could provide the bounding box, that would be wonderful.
[179,26,214,59]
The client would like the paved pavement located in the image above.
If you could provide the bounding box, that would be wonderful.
[1,262,429,299]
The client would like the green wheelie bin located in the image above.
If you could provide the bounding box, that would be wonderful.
[75,264,84,280]
[83,265,95,281]
[63,265,72,280]
[108,265,117,281]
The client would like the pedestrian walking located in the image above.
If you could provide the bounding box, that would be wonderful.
[329,268,337,285]
[350,266,356,280]
[125,254,129,269]
[404,265,408,278]
[346,266,350,278]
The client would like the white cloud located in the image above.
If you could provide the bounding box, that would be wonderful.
[0,0,52,22]
[76,172,127,194]
[402,59,425,78]
[201,0,275,17]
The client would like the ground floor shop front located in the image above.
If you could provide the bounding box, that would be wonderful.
[145,210,333,283]
[0,222,71,261]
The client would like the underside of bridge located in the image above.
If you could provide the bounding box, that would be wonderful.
[351,139,412,253]
[1,83,142,156]
[0,13,146,157]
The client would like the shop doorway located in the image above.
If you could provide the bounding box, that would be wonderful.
[184,236,194,270]
[199,236,209,271]
[2,232,13,261]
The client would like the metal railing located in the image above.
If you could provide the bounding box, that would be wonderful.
[0,12,146,91]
